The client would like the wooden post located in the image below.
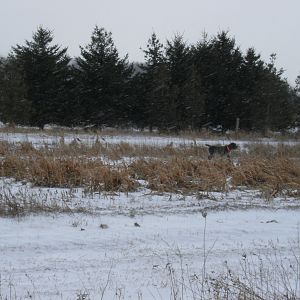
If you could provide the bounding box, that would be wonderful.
[235,117,240,132]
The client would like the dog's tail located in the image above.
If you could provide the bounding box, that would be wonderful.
[205,144,211,147]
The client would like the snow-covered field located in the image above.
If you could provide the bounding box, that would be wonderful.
[1,208,300,299]
[0,131,300,299]
[0,130,298,149]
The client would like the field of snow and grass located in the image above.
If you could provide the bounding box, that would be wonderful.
[0,128,300,300]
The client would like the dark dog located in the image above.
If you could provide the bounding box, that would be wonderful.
[205,142,238,160]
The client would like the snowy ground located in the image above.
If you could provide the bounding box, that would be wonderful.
[1,205,300,299]
[0,131,300,299]
[0,130,298,149]
[0,209,299,299]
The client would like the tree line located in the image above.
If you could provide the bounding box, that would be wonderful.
[0,26,299,132]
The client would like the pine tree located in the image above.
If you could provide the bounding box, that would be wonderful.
[207,31,244,129]
[239,48,265,130]
[165,34,191,130]
[126,69,148,129]
[261,54,294,131]
[182,64,206,130]
[140,33,170,131]
[191,33,214,127]
[12,26,71,128]
[0,56,30,124]
[74,26,133,127]
[294,75,300,125]
[296,75,300,92]
[165,34,206,130]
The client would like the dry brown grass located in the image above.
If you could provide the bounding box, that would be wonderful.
[0,155,137,192]
[129,158,233,193]
[245,143,300,158]
[0,190,63,217]
[0,140,299,195]
[51,140,206,160]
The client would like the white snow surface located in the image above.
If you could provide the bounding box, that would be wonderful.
[1,206,300,299]
[0,131,300,299]
[0,131,298,149]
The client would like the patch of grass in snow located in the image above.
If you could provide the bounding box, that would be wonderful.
[0,184,89,217]
[0,139,299,197]
[163,238,300,300]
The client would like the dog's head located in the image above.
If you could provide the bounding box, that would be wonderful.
[228,142,238,150]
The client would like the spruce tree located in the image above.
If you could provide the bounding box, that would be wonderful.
[182,64,206,130]
[240,52,295,132]
[74,26,133,127]
[294,75,300,125]
[239,48,265,130]
[12,26,71,128]
[140,33,170,131]
[165,35,188,130]
[207,31,244,129]
[0,56,30,124]
[165,34,206,130]
[126,69,148,129]
[296,75,300,92]
[261,54,294,131]
[191,33,214,127]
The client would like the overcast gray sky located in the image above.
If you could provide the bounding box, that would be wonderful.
[1,0,299,84]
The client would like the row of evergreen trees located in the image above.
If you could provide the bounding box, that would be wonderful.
[0,26,299,131]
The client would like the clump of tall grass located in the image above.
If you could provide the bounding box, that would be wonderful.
[0,155,138,192]
[0,184,87,217]
[129,158,233,193]
[0,140,299,195]
[0,139,208,160]
[232,155,300,195]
